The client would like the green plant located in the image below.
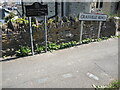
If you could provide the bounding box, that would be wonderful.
[101,37,109,40]
[108,80,120,89]
[111,36,116,38]
[117,35,120,38]
[60,42,69,49]
[35,44,45,53]
[92,80,120,90]
[47,42,60,51]
[16,46,31,57]
[4,12,15,22]
[60,43,65,49]
[35,41,77,52]
[59,41,77,49]
[48,19,54,24]
[75,16,79,22]
[54,16,61,22]
[62,16,70,22]
[15,18,28,24]
[32,24,39,28]
[70,41,77,46]
[97,38,103,42]
[82,38,93,44]
[14,35,120,57]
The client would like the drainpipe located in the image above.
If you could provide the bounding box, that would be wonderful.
[21,0,24,17]
[63,0,66,16]
[2,9,5,19]
[48,2,58,19]
[61,1,64,17]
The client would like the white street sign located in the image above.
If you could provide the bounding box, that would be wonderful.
[79,13,108,43]
[79,13,107,21]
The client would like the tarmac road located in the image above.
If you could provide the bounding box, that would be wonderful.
[1,38,119,88]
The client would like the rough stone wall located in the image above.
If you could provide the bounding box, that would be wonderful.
[110,2,118,14]
[2,24,31,56]
[2,19,116,57]
[102,2,119,15]
[117,2,120,17]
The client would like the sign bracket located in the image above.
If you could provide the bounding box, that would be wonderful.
[80,21,84,44]
[98,21,102,38]
[28,17,34,55]
[44,16,47,52]
[79,13,107,44]
[25,2,48,55]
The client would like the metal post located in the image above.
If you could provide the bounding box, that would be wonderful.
[116,19,119,36]
[98,21,102,38]
[44,16,47,52]
[80,21,84,44]
[29,17,34,55]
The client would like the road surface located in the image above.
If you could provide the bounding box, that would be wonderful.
[1,38,119,88]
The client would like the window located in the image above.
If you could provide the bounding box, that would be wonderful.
[96,2,103,8]
[116,2,120,10]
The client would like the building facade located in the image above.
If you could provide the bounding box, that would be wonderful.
[21,1,91,18]
[1,0,120,19]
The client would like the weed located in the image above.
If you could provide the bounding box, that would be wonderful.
[16,46,31,57]
[35,44,45,53]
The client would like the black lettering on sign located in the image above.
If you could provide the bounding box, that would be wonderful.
[98,16,104,19]
[81,15,85,19]
[79,13,107,21]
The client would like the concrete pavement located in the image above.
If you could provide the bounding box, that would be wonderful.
[1,38,118,88]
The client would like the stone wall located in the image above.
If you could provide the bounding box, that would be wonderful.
[102,2,119,15]
[2,19,116,57]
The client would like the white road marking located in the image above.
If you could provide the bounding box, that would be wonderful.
[87,72,99,81]
[62,73,72,78]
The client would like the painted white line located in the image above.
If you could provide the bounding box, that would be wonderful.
[62,73,72,78]
[87,72,99,81]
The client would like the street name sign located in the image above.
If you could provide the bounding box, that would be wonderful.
[79,13,108,44]
[79,13,107,21]
[25,2,48,17]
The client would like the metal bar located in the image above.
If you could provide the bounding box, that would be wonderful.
[98,21,102,38]
[80,21,84,44]
[44,16,47,52]
[116,19,119,36]
[48,2,58,19]
[29,17,34,55]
